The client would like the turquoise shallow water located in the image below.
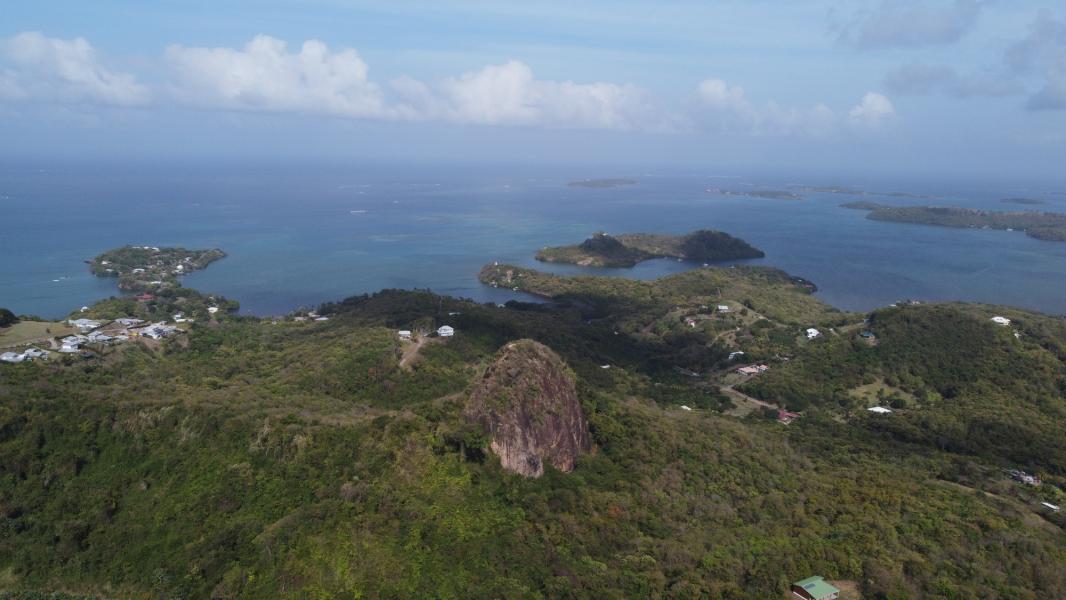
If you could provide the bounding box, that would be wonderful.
[3,161,1066,318]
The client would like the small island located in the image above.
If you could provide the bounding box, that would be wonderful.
[706,188,802,200]
[1001,197,1046,205]
[795,186,937,200]
[89,245,227,291]
[842,202,1066,241]
[535,230,765,267]
[567,178,638,189]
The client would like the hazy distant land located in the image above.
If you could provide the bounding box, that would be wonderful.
[1001,197,1047,205]
[842,202,1066,241]
[536,230,765,267]
[705,188,802,200]
[567,178,637,188]
[795,185,938,200]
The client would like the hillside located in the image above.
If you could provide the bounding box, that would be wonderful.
[2,270,1066,597]
[536,230,764,267]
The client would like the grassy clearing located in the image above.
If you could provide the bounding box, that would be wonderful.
[0,321,76,348]
[847,379,916,407]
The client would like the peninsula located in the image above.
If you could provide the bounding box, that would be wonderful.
[842,202,1066,241]
[535,230,765,267]
[567,178,637,188]
[89,245,227,291]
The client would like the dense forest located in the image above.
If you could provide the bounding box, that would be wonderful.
[2,265,1066,598]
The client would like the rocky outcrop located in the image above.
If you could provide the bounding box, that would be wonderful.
[464,340,591,477]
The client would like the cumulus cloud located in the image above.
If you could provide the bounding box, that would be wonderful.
[429,60,666,130]
[164,35,396,118]
[1004,10,1066,111]
[164,38,668,130]
[883,63,1020,98]
[0,32,149,106]
[832,0,983,50]
[848,92,895,127]
[696,78,854,136]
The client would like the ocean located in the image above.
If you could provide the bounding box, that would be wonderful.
[3,161,1066,319]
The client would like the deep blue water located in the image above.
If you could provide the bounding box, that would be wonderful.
[3,161,1066,318]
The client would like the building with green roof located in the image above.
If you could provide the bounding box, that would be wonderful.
[791,575,840,600]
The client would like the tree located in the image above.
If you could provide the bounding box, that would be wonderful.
[0,308,17,327]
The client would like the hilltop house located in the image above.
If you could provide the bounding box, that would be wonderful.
[398,330,412,341]
[68,318,103,332]
[437,325,455,337]
[791,576,839,600]
[991,316,1011,326]
[806,328,821,340]
[867,406,893,414]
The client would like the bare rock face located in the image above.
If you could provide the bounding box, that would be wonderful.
[465,340,591,477]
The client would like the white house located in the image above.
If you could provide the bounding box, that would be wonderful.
[207,306,219,314]
[728,351,746,361]
[437,325,455,337]
[1,352,24,363]
[68,318,103,332]
[398,330,412,341]
[59,344,79,353]
[991,316,1011,326]
[115,318,144,327]
[1041,502,1060,512]
[867,406,893,414]
[717,305,730,313]
[806,328,821,340]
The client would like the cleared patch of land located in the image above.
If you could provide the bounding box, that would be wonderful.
[847,379,916,407]
[0,321,76,348]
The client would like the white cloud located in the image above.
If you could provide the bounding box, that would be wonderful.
[164,38,668,130]
[164,35,396,118]
[695,78,837,136]
[0,32,149,106]
[832,0,983,50]
[429,60,665,130]
[849,92,895,126]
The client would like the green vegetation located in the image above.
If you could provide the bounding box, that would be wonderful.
[0,309,17,328]
[842,202,1066,241]
[89,246,227,291]
[82,246,237,322]
[536,230,764,268]
[73,287,239,323]
[566,178,637,188]
[3,265,1066,598]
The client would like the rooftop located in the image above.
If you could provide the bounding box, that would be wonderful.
[793,576,839,599]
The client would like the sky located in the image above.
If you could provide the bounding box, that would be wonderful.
[2,1,1066,179]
